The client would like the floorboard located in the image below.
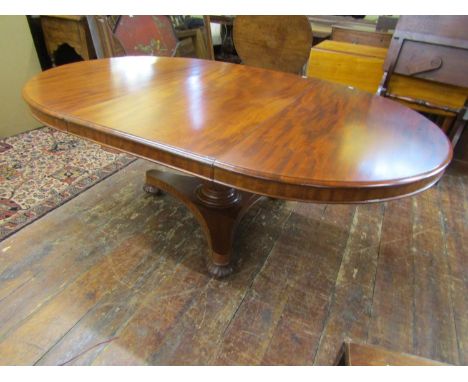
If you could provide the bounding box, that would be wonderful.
[367,196,415,354]
[313,203,385,365]
[0,159,466,365]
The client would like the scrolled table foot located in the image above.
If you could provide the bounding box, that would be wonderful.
[206,258,234,278]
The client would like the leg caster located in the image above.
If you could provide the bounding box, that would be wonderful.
[145,169,262,277]
[206,258,234,278]
[143,183,164,195]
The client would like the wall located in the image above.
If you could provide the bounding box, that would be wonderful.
[0,16,42,138]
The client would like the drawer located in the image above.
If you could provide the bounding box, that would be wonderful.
[394,40,468,88]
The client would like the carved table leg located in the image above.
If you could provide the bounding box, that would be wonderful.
[145,169,263,278]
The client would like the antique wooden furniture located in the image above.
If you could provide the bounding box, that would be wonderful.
[308,16,377,37]
[114,16,195,58]
[40,15,96,66]
[378,16,468,147]
[86,16,126,59]
[233,16,313,74]
[331,25,392,48]
[23,57,452,277]
[202,16,215,60]
[308,40,388,93]
[308,40,468,138]
[335,342,448,366]
[304,16,398,46]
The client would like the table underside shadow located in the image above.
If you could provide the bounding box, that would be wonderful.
[144,169,263,278]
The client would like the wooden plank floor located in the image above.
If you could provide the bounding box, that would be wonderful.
[0,159,466,365]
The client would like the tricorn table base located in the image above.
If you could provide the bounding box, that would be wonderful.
[144,169,263,277]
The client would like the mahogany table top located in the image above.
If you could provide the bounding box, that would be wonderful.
[23,57,452,202]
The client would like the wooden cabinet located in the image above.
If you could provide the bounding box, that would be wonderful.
[40,16,96,66]
[380,16,468,145]
[383,16,468,89]
[336,342,448,366]
[307,40,468,118]
[307,40,387,93]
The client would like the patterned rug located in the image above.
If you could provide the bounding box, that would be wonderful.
[0,127,136,241]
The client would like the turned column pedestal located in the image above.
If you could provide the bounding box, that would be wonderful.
[144,169,263,278]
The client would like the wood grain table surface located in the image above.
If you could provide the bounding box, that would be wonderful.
[23,56,452,203]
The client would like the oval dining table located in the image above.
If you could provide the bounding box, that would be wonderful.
[23,56,452,277]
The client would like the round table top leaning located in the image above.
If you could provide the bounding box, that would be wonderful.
[233,15,313,74]
[23,56,453,203]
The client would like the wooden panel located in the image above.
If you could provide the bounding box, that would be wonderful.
[338,342,449,365]
[308,15,378,40]
[388,73,468,110]
[311,40,388,58]
[233,16,312,74]
[395,16,468,43]
[331,26,392,48]
[308,45,384,93]
[308,40,468,115]
[394,40,468,88]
